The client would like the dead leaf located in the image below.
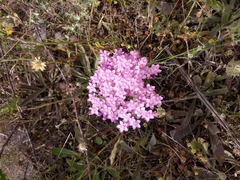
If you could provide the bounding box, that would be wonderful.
[193,75,202,87]
[170,120,201,143]
[193,166,219,179]
[193,109,204,116]
[156,1,173,15]
[170,100,197,142]
[147,133,157,152]
[177,99,196,130]
[110,137,121,165]
[206,120,220,135]
[196,9,203,18]
[209,133,225,165]
[78,45,92,76]
[119,140,134,153]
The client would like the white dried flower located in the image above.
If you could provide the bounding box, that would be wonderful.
[226,60,240,77]
[188,53,194,59]
[31,57,46,71]
[196,45,203,51]
[78,142,87,152]
[156,105,166,118]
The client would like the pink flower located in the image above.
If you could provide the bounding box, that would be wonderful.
[87,49,163,132]
[117,121,129,132]
[131,119,141,130]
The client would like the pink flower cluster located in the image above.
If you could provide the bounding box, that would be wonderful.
[87,49,163,132]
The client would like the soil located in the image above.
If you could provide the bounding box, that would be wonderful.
[0,123,37,180]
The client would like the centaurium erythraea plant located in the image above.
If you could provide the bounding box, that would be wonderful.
[87,49,163,132]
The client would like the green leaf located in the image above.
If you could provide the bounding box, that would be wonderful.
[229,0,236,10]
[194,109,204,116]
[74,125,81,143]
[51,147,79,158]
[106,167,119,179]
[210,23,221,38]
[202,71,216,91]
[102,21,112,34]
[71,68,89,82]
[210,0,222,11]
[231,8,240,21]
[133,158,141,180]
[87,151,102,164]
[94,136,103,145]
[78,45,92,76]
[66,158,86,172]
[0,97,20,114]
[0,169,6,180]
[92,171,101,180]
[100,168,107,180]
[221,4,231,26]
[187,140,203,154]
[138,133,150,148]
[218,172,226,180]
[202,142,210,154]
[203,87,228,96]
[47,164,58,172]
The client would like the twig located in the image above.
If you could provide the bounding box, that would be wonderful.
[0,39,20,62]
[43,46,92,180]
[165,48,240,149]
[0,121,19,157]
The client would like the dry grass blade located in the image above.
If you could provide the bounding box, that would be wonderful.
[170,119,201,143]
[166,100,198,147]
[110,137,121,165]
[78,45,92,76]
[165,48,240,149]
[20,87,46,106]
[147,133,156,152]
[178,99,196,130]
[18,84,42,91]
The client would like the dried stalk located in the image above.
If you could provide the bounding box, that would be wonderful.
[165,48,240,149]
[43,47,92,180]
